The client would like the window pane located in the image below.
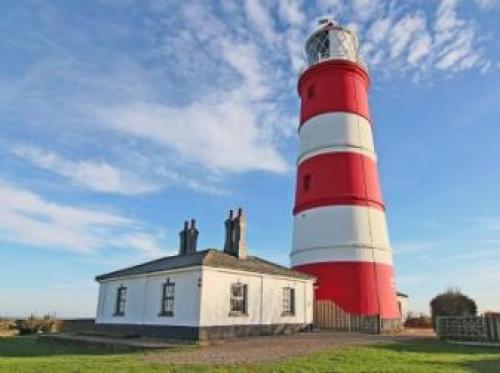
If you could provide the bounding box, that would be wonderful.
[161,280,175,315]
[230,283,247,313]
[283,288,294,314]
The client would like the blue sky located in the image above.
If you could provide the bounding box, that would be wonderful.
[1,0,500,318]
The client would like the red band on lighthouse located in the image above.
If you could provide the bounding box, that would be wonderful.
[298,60,371,125]
[294,152,384,215]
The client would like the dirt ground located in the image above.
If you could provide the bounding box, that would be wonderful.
[145,329,435,365]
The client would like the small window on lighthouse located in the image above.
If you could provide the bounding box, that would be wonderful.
[303,174,311,191]
[307,85,315,99]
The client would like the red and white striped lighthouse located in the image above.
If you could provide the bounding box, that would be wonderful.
[291,20,399,322]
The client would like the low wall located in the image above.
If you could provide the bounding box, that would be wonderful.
[56,318,96,333]
[96,323,313,341]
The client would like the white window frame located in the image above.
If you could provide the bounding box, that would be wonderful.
[282,287,295,316]
[229,282,248,316]
[159,278,175,317]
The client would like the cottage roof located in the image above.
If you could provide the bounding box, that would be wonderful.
[95,249,315,281]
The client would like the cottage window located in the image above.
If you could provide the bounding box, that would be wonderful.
[159,278,175,317]
[282,287,295,316]
[229,283,248,316]
[114,285,127,316]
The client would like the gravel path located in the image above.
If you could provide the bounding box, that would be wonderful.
[144,331,432,365]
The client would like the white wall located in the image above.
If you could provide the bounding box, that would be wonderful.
[199,267,314,326]
[96,268,201,326]
[96,265,314,327]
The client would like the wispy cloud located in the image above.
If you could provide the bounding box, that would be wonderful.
[360,1,490,79]
[392,240,435,256]
[474,0,498,10]
[9,144,161,195]
[0,0,495,202]
[0,181,166,256]
[96,98,288,174]
[244,0,278,44]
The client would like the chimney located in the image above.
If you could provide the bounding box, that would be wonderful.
[187,219,199,254]
[179,219,198,255]
[233,208,247,259]
[223,210,234,254]
[223,208,247,259]
[179,221,189,255]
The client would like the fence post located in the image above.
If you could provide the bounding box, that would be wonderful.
[436,317,442,339]
[496,317,500,342]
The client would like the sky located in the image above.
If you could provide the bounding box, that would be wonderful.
[1,0,500,318]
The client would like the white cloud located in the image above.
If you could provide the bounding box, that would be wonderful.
[367,18,391,43]
[392,240,434,255]
[433,0,482,72]
[358,0,491,77]
[9,145,161,195]
[244,0,277,44]
[408,33,432,65]
[96,97,288,174]
[351,0,381,21]
[0,0,495,205]
[91,1,293,175]
[220,41,269,100]
[389,14,426,59]
[0,181,166,256]
[475,0,497,9]
[278,0,305,26]
[117,233,167,258]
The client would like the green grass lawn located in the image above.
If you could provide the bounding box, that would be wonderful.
[0,336,499,372]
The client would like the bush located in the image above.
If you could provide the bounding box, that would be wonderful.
[404,312,432,328]
[430,288,477,329]
[16,314,57,335]
[0,318,16,331]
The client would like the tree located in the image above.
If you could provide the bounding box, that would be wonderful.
[430,288,477,329]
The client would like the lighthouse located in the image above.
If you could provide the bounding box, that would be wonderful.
[291,20,400,328]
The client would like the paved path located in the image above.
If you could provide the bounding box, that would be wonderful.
[145,331,433,365]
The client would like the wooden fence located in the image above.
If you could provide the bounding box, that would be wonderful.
[314,300,381,334]
[437,316,500,342]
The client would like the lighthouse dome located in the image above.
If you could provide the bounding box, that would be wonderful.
[305,19,365,68]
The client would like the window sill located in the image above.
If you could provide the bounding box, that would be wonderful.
[281,312,295,317]
[228,311,249,317]
[158,312,174,317]
[113,313,125,317]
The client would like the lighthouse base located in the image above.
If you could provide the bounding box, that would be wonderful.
[294,261,401,333]
[312,298,402,334]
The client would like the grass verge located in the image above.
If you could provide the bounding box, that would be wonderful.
[0,336,498,372]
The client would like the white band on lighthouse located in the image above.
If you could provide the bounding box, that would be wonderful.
[291,205,392,265]
[291,245,393,267]
[298,112,375,164]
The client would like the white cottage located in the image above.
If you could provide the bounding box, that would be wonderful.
[95,210,315,340]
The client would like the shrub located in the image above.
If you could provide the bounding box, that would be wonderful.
[404,312,432,328]
[0,318,16,331]
[430,288,477,329]
[16,314,57,335]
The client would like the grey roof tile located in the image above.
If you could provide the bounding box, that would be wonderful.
[95,249,314,281]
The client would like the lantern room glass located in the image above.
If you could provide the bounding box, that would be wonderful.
[305,24,364,68]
